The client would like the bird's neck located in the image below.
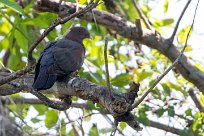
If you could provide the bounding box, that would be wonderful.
[66,34,83,45]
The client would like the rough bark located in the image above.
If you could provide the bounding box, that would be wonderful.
[33,0,204,94]
[0,72,140,131]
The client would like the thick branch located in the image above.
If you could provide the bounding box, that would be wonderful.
[33,0,204,94]
[0,72,140,131]
[0,72,185,135]
[188,88,204,112]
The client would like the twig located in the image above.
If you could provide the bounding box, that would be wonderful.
[29,89,72,110]
[104,37,113,99]
[132,0,151,30]
[0,63,36,86]
[110,120,118,136]
[148,120,181,135]
[188,88,204,112]
[169,0,191,43]
[64,111,80,136]
[102,114,125,136]
[2,50,11,72]
[132,0,200,109]
[0,0,99,87]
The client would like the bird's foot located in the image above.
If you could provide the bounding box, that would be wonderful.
[70,70,79,77]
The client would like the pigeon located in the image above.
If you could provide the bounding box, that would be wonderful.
[32,26,90,90]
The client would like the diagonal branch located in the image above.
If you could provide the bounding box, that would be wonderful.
[28,89,72,110]
[132,0,152,30]
[168,0,191,43]
[0,72,140,131]
[104,37,113,99]
[132,0,200,108]
[188,88,204,112]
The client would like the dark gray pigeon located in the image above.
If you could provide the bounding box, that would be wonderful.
[32,27,90,90]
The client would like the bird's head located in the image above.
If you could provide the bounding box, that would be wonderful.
[65,26,91,44]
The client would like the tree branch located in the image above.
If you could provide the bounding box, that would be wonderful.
[29,89,72,110]
[0,72,186,135]
[188,88,204,112]
[0,97,88,109]
[148,120,181,135]
[132,0,199,108]
[169,0,191,43]
[132,0,152,30]
[104,37,113,99]
[0,72,140,131]
[33,0,204,94]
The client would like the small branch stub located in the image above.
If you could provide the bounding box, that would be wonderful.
[135,19,143,37]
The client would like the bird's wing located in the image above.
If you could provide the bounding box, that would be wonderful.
[53,39,85,73]
[33,41,56,82]
[32,41,57,90]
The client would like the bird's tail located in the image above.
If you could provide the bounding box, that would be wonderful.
[32,67,57,90]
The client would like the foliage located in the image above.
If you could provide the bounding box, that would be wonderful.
[0,0,203,135]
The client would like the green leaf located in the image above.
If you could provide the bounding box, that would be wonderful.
[185,109,192,116]
[200,94,204,107]
[78,0,87,4]
[33,105,48,115]
[168,106,175,117]
[161,83,171,96]
[111,74,131,87]
[88,124,99,136]
[168,82,186,95]
[23,13,58,28]
[138,114,149,125]
[22,126,33,133]
[177,25,192,44]
[155,18,174,26]
[15,29,28,52]
[8,51,26,70]
[134,69,152,82]
[119,122,126,130]
[60,119,66,135]
[71,96,78,101]
[45,110,59,129]
[68,129,76,136]
[99,128,112,134]
[31,118,41,123]
[155,108,165,117]
[67,129,75,136]
[164,0,169,14]
[0,0,25,15]
[8,104,29,119]
[179,128,194,136]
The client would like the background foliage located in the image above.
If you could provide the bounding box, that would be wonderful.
[0,0,203,135]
